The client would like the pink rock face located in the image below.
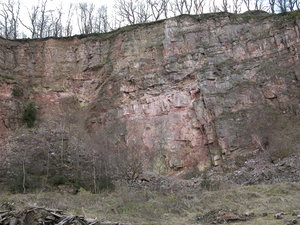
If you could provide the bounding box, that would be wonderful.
[0,84,13,142]
[0,13,299,174]
[0,84,12,99]
[120,90,208,170]
[0,84,22,144]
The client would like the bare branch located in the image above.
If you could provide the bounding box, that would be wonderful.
[147,0,169,20]
[115,0,137,25]
[209,0,220,12]
[193,0,205,14]
[0,0,20,39]
[243,0,251,10]
[64,3,74,36]
[232,0,242,13]
[276,0,288,12]
[220,0,230,12]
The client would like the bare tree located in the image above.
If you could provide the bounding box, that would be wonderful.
[193,0,206,14]
[114,141,144,183]
[209,0,220,12]
[64,3,74,36]
[276,0,288,12]
[232,0,242,13]
[22,148,27,193]
[220,0,230,12]
[94,5,108,33]
[0,0,20,39]
[269,0,276,13]
[38,0,49,38]
[20,5,39,38]
[172,0,184,15]
[20,0,50,38]
[75,3,110,35]
[47,6,63,37]
[288,0,298,11]
[147,0,169,20]
[114,0,152,25]
[171,0,194,15]
[254,0,266,10]
[76,3,95,34]
[108,13,122,30]
[163,0,170,18]
[243,0,252,10]
[296,0,300,10]
[136,1,151,23]
[115,0,137,25]
[0,5,10,38]
[184,0,194,14]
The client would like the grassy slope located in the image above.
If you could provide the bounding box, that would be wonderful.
[0,182,299,224]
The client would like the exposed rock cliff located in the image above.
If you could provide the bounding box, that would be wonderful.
[0,12,299,180]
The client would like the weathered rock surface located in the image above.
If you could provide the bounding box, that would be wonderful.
[0,12,299,176]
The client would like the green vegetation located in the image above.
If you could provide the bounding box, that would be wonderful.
[97,176,115,192]
[7,172,44,194]
[11,85,23,97]
[49,175,69,186]
[200,172,221,191]
[279,9,300,19]
[7,169,24,193]
[22,102,37,128]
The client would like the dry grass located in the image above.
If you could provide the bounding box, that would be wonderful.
[0,182,300,224]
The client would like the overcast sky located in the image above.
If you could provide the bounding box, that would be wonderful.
[21,0,113,7]
[19,0,228,16]
[16,0,114,36]
[20,0,114,12]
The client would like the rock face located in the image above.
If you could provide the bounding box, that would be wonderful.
[0,12,299,175]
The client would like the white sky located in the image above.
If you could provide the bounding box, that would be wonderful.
[19,0,114,13]
[20,0,113,7]
[17,0,115,36]
[18,0,229,16]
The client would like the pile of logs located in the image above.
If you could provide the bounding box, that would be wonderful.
[0,207,121,225]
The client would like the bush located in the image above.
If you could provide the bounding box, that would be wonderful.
[49,175,68,186]
[7,171,43,193]
[7,170,24,193]
[11,86,23,97]
[200,172,220,191]
[22,102,37,128]
[97,176,115,192]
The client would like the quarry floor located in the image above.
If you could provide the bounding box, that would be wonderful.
[0,182,300,225]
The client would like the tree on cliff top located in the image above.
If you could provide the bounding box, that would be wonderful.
[0,0,300,39]
[0,0,20,39]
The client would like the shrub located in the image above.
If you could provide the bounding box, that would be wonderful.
[49,175,68,186]
[11,86,23,97]
[7,170,24,193]
[22,102,37,128]
[7,171,43,193]
[97,176,115,192]
[200,172,220,191]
